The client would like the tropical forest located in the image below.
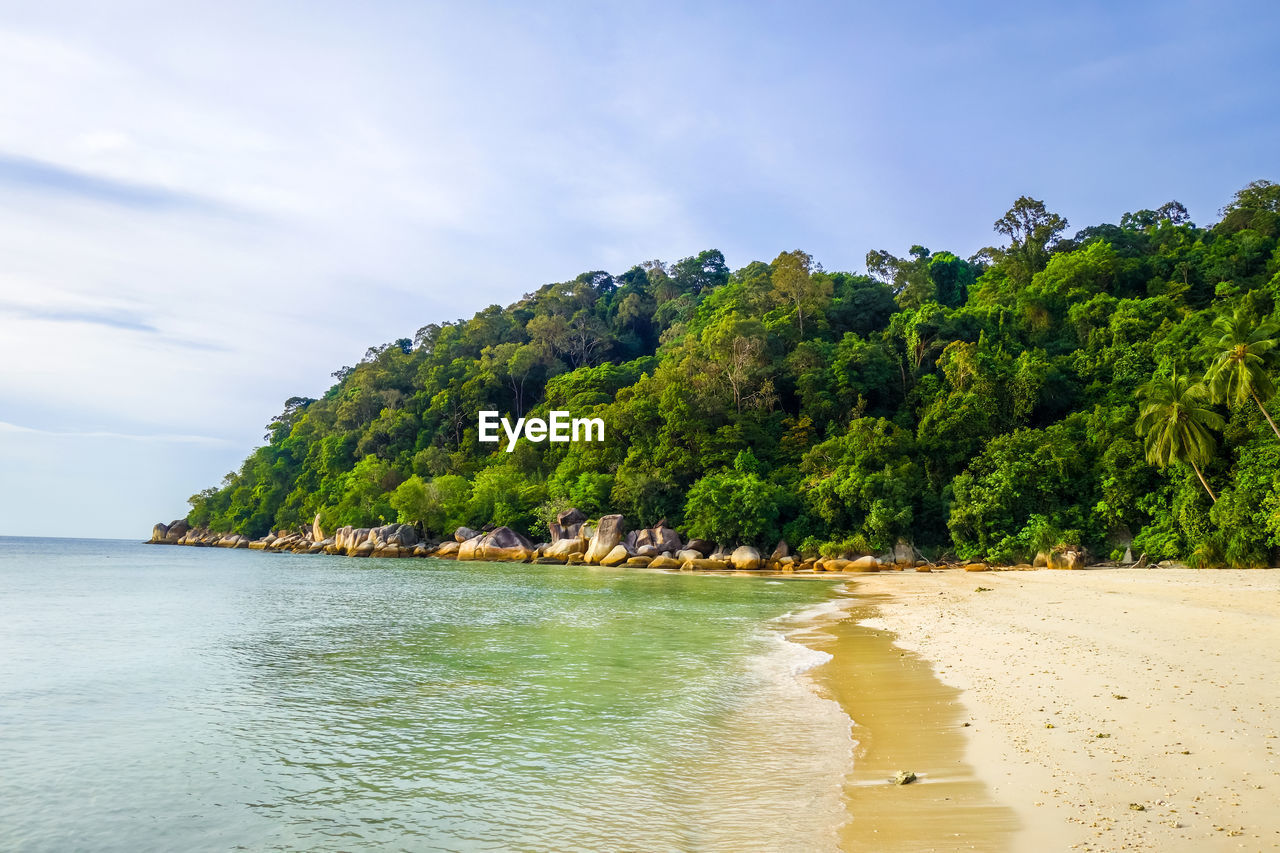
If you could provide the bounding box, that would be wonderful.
[186,180,1280,567]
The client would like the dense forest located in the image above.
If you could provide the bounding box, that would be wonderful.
[187,180,1280,566]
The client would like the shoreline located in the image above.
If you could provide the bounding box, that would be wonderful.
[791,586,1018,851]
[808,568,1280,851]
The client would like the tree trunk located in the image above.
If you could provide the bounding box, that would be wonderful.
[1251,389,1280,440]
[1190,458,1217,503]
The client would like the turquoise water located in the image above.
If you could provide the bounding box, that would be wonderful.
[0,537,851,852]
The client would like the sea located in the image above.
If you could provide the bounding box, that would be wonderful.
[0,537,854,852]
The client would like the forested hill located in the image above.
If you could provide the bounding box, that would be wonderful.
[187,180,1280,566]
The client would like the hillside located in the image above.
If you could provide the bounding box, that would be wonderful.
[186,181,1280,565]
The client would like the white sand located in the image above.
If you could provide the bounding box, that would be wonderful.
[845,568,1280,852]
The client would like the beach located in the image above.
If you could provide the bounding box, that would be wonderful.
[803,568,1280,851]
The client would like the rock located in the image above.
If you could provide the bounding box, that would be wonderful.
[915,565,932,572]
[892,539,915,565]
[685,539,714,557]
[728,546,763,570]
[558,507,587,527]
[455,526,481,543]
[435,541,461,558]
[850,555,880,571]
[471,527,535,562]
[600,544,631,567]
[164,519,190,543]
[963,562,988,572]
[1123,545,1134,564]
[681,558,730,571]
[769,539,790,561]
[1033,551,1049,568]
[675,549,703,562]
[543,537,588,560]
[625,556,653,568]
[648,555,681,569]
[312,513,325,543]
[413,543,429,557]
[1048,550,1082,570]
[150,522,169,543]
[635,544,661,558]
[710,544,732,561]
[549,507,587,542]
[893,770,917,785]
[822,558,851,572]
[353,540,374,557]
[585,514,626,564]
[1135,552,1149,568]
[457,535,483,561]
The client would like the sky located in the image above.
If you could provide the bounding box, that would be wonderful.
[0,0,1277,538]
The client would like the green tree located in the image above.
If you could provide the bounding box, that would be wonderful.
[1135,372,1224,503]
[1203,307,1280,440]
[771,250,830,337]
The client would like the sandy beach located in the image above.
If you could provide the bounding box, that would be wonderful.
[804,568,1280,852]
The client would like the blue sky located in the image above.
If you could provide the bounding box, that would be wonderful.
[0,0,1277,537]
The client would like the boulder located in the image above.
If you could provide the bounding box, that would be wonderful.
[543,537,588,561]
[1048,550,1082,570]
[457,535,483,561]
[549,507,587,542]
[353,540,375,557]
[963,562,989,572]
[710,544,732,561]
[473,526,535,562]
[455,527,481,543]
[164,519,190,543]
[413,543,430,557]
[682,558,729,571]
[635,545,661,558]
[1122,545,1134,564]
[434,541,460,558]
[625,556,653,568]
[150,522,169,543]
[1135,552,1149,568]
[850,555,881,572]
[600,544,631,567]
[312,513,325,543]
[625,523,682,554]
[1033,551,1049,568]
[675,549,703,562]
[648,555,681,569]
[685,539,714,557]
[585,514,626,564]
[769,540,790,561]
[729,545,763,570]
[892,539,916,565]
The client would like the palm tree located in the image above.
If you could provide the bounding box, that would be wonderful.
[1136,372,1224,503]
[1204,308,1280,440]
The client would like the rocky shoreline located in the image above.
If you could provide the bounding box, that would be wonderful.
[147,508,1124,573]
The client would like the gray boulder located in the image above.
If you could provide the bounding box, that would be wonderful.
[585,514,626,564]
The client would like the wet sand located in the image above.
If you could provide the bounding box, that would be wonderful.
[802,568,1280,852]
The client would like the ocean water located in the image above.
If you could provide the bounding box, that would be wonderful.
[0,537,852,852]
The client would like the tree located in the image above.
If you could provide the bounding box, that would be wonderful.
[1135,372,1224,503]
[1203,307,1280,440]
[991,196,1068,282]
[771,249,830,336]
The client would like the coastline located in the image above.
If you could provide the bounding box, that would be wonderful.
[805,568,1280,852]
